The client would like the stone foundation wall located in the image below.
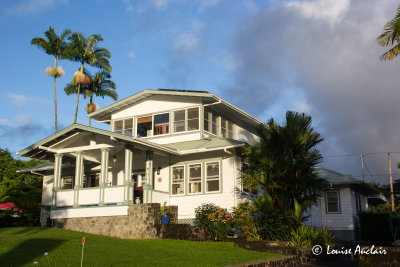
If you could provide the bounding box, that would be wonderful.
[53,204,207,240]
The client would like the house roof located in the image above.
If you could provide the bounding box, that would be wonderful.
[164,136,245,153]
[87,89,263,129]
[17,162,54,173]
[314,167,382,196]
[17,124,181,159]
[17,124,244,160]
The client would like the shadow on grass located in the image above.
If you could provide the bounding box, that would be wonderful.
[0,238,65,266]
[13,227,50,235]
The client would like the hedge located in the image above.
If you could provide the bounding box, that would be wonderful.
[359,211,400,241]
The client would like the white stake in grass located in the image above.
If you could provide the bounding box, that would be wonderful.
[81,237,85,267]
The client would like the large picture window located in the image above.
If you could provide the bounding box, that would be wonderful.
[326,190,340,213]
[154,113,169,135]
[206,162,220,192]
[172,166,185,195]
[189,164,201,194]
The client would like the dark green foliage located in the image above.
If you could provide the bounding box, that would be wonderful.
[242,111,324,212]
[0,149,43,226]
[359,211,394,241]
[194,203,233,241]
[255,209,301,241]
[232,201,260,240]
[290,224,338,248]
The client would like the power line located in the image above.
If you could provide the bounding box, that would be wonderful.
[323,151,400,158]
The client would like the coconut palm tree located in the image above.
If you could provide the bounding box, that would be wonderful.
[377,5,400,60]
[31,26,71,132]
[66,32,112,123]
[64,69,117,126]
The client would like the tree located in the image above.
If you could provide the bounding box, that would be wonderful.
[241,111,324,212]
[0,149,43,226]
[66,32,112,124]
[31,26,71,132]
[377,5,400,60]
[65,69,117,126]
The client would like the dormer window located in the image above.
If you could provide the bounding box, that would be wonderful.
[137,116,152,137]
[154,113,170,135]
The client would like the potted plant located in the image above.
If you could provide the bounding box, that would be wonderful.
[160,202,171,224]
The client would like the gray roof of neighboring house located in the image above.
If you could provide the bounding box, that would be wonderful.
[314,167,383,197]
[164,136,245,152]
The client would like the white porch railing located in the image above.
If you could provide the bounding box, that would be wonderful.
[56,190,74,206]
[79,188,101,205]
[104,186,125,204]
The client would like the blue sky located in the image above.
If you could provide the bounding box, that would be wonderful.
[1,0,400,184]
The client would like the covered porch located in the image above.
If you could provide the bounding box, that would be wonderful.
[17,124,179,216]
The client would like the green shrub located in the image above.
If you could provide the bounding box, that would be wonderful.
[195,203,233,241]
[290,224,338,248]
[232,201,260,240]
[359,211,393,241]
[255,209,301,241]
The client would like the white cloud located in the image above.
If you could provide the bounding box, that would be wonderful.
[128,51,135,59]
[151,0,171,9]
[15,114,30,123]
[6,0,68,15]
[286,0,350,26]
[293,101,312,114]
[0,119,15,127]
[174,33,200,52]
[8,93,50,107]
[122,0,134,12]
[198,0,222,11]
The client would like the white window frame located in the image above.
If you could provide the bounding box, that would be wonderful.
[171,165,185,195]
[136,115,153,138]
[188,163,202,194]
[325,189,341,214]
[172,107,200,134]
[205,161,220,193]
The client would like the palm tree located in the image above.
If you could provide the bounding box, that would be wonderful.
[66,32,112,123]
[31,26,71,132]
[241,111,323,212]
[377,5,400,60]
[65,69,117,126]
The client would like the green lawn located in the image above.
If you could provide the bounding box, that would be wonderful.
[0,227,280,266]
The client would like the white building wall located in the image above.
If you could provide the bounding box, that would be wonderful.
[169,155,237,219]
[51,205,128,219]
[235,124,259,145]
[111,95,201,120]
[321,187,355,230]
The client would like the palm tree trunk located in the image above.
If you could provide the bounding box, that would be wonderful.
[89,96,93,127]
[73,63,84,124]
[54,57,58,132]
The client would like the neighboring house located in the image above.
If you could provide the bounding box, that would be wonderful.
[17,89,261,224]
[305,167,387,241]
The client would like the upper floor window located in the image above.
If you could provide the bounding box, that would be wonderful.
[154,113,170,135]
[114,118,133,136]
[137,116,152,137]
[173,108,199,133]
[204,109,234,138]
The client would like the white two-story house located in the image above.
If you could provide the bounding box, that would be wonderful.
[17,89,261,223]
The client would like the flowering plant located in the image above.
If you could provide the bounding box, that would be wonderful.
[195,203,233,241]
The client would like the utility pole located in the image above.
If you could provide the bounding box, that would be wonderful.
[360,154,365,182]
[388,153,395,212]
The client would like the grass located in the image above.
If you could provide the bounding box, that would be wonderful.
[0,227,281,266]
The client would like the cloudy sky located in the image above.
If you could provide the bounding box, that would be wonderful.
[1,0,399,184]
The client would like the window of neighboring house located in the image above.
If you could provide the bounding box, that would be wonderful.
[137,116,153,137]
[189,164,201,194]
[326,190,340,213]
[114,120,123,134]
[60,176,73,190]
[355,193,362,213]
[154,113,169,135]
[206,162,220,192]
[172,166,185,195]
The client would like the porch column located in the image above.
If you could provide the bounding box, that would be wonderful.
[99,148,109,205]
[73,151,84,207]
[124,145,134,204]
[143,150,154,204]
[52,153,63,206]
